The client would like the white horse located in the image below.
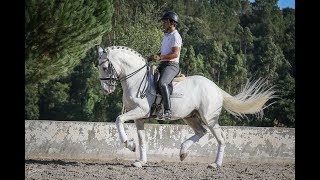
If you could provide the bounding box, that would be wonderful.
[96,45,276,169]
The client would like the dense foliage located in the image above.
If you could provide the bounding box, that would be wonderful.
[25,0,295,127]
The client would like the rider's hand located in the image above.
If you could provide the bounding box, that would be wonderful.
[149,55,160,61]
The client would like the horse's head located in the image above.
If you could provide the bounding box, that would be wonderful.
[96,45,149,95]
[97,46,118,94]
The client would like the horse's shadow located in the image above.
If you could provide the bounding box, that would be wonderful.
[123,164,162,168]
[25,159,161,168]
[25,159,79,166]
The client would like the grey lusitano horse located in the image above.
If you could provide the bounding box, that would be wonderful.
[97,45,276,169]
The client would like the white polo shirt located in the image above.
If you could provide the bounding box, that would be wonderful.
[160,30,182,63]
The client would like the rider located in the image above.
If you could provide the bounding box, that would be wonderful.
[151,11,182,120]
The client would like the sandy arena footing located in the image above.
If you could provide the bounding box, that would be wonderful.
[25,158,294,180]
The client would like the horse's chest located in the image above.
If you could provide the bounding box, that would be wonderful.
[123,95,144,108]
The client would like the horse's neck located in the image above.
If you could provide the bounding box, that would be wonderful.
[112,53,147,95]
[120,67,148,89]
[107,48,153,97]
[109,49,145,75]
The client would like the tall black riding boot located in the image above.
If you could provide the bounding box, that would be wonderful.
[159,84,172,120]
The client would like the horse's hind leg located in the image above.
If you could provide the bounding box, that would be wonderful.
[206,116,226,169]
[180,115,207,161]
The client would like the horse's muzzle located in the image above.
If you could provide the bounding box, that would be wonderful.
[101,82,116,94]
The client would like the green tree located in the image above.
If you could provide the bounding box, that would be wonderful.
[242,27,255,54]
[250,0,284,42]
[264,49,294,127]
[235,25,254,54]
[210,41,227,85]
[25,0,113,85]
[280,8,295,78]
[230,52,248,93]
[25,0,113,119]
[196,53,206,76]
[248,36,293,127]
[179,16,212,56]
[66,48,105,121]
[38,81,70,120]
[38,48,111,122]
[103,0,163,56]
[183,45,197,76]
[223,42,236,92]
[251,36,283,80]
[25,84,40,119]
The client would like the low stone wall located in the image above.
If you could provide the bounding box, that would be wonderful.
[25,120,295,163]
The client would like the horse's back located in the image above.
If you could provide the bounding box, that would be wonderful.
[170,75,223,121]
[174,75,221,93]
[172,75,223,105]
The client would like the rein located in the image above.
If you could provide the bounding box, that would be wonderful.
[118,63,148,82]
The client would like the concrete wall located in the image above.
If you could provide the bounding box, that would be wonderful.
[25,120,295,163]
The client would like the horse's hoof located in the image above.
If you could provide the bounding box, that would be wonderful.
[126,139,136,152]
[207,163,220,170]
[131,160,146,168]
[180,152,188,161]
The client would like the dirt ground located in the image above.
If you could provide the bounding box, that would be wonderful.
[25,158,294,180]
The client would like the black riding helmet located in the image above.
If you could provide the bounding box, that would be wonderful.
[160,11,179,24]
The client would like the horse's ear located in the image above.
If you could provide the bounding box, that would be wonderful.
[97,45,105,57]
[97,45,103,52]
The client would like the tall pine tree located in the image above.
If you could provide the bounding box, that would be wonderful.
[25,0,113,85]
[25,0,113,119]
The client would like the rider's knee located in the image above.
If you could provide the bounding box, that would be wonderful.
[159,82,168,89]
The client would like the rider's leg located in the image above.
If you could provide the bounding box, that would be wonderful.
[158,63,179,119]
[159,83,171,119]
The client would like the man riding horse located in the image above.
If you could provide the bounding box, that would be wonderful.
[150,11,182,120]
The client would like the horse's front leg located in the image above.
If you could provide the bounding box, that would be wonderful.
[132,119,147,167]
[115,108,146,152]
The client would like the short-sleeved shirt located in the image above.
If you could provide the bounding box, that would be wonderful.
[160,30,182,63]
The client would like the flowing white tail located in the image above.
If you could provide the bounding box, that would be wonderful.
[220,78,277,119]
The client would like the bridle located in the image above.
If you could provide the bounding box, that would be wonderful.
[98,59,119,86]
[98,58,149,98]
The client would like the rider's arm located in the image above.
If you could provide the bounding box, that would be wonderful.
[159,46,180,60]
